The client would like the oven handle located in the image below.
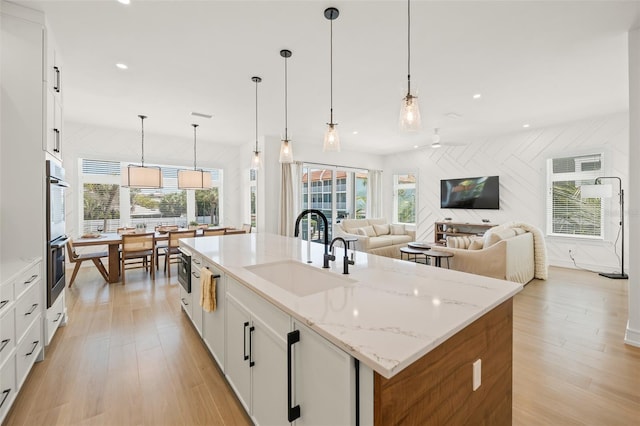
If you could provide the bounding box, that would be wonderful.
[50,237,69,249]
[49,177,70,188]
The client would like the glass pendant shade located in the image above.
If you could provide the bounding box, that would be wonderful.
[279,139,293,164]
[122,114,163,189]
[323,123,340,152]
[250,150,262,170]
[399,93,421,132]
[122,164,163,188]
[177,169,212,189]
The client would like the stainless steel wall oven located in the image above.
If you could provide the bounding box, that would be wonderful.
[178,248,191,293]
[46,160,69,308]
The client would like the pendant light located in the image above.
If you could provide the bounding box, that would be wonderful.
[279,49,294,164]
[178,124,212,189]
[250,76,263,170]
[399,0,421,132]
[323,7,340,152]
[122,115,163,188]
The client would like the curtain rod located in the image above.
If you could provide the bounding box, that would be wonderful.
[296,160,382,173]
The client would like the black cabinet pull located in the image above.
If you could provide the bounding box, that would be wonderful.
[53,312,62,322]
[54,66,61,92]
[249,326,255,367]
[24,274,38,284]
[25,340,39,356]
[243,322,249,361]
[192,271,200,279]
[0,339,9,353]
[181,298,189,306]
[25,303,38,316]
[0,389,10,409]
[287,330,301,422]
[355,358,360,426]
[0,300,8,310]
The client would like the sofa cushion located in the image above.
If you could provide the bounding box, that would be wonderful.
[367,218,387,226]
[486,228,517,248]
[390,224,406,235]
[373,224,390,235]
[357,226,376,237]
[512,227,526,235]
[341,219,369,234]
[368,236,394,249]
[388,235,412,245]
[469,238,484,250]
[447,236,473,249]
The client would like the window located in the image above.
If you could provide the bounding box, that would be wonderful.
[80,159,222,232]
[546,153,603,238]
[393,173,416,224]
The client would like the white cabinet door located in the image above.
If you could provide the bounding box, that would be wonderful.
[225,295,251,413]
[251,314,288,426]
[190,264,203,335]
[202,263,225,368]
[292,320,354,426]
[179,285,192,320]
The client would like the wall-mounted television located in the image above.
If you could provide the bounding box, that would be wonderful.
[440,176,500,209]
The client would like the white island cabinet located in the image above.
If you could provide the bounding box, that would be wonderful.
[180,233,521,425]
[201,260,226,368]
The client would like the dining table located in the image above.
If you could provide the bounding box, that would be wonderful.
[72,228,228,283]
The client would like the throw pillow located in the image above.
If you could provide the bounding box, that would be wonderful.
[447,236,472,249]
[390,224,406,235]
[469,238,484,250]
[357,225,376,237]
[512,227,526,235]
[373,224,390,235]
[485,228,517,248]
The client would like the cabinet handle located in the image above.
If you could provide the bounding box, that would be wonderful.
[355,358,360,426]
[181,298,189,306]
[25,303,38,316]
[53,312,63,323]
[24,274,38,284]
[243,322,249,361]
[192,272,200,279]
[53,129,61,153]
[0,339,9,353]
[54,66,61,92]
[193,259,201,265]
[25,340,39,356]
[0,389,10,409]
[0,300,8,310]
[249,326,255,367]
[287,330,301,422]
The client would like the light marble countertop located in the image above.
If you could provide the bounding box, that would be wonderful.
[1,257,41,283]
[181,233,522,379]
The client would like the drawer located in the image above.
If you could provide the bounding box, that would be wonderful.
[46,292,65,346]
[227,277,290,338]
[191,254,203,268]
[0,354,16,422]
[14,282,41,343]
[16,315,41,389]
[13,262,41,300]
[0,281,13,316]
[0,309,15,368]
[180,285,192,319]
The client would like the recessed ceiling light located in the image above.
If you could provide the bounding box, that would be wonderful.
[523,124,530,128]
[115,63,128,70]
[117,0,131,5]
[473,93,482,99]
[445,112,462,119]
[413,145,419,149]
[352,131,359,135]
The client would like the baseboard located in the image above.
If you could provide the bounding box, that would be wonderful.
[624,321,640,348]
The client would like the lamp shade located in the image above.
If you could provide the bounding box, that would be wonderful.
[399,94,421,132]
[279,139,293,164]
[122,165,163,189]
[250,151,262,170]
[580,184,613,199]
[178,169,212,189]
[323,124,340,152]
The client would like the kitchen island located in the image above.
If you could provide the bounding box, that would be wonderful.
[180,233,522,425]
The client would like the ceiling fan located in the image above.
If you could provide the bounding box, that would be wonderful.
[430,128,467,148]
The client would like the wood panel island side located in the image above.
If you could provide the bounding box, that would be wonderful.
[179,233,521,425]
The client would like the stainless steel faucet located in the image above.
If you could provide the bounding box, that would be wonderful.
[294,209,330,268]
[330,237,355,275]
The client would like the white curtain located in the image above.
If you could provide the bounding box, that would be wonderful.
[368,170,383,218]
[279,162,296,236]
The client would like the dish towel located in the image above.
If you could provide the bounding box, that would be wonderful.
[200,267,216,312]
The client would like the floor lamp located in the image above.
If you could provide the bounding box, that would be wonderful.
[581,176,628,279]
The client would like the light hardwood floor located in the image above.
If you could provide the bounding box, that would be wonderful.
[4,266,639,425]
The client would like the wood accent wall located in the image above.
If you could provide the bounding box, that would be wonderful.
[374,299,513,425]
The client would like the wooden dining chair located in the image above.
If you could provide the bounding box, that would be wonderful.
[241,223,252,233]
[66,239,109,287]
[164,229,196,278]
[224,229,247,235]
[203,229,225,237]
[155,225,179,270]
[117,227,136,235]
[120,232,155,284]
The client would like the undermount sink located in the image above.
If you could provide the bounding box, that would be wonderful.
[245,260,356,297]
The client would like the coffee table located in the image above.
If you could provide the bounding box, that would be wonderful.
[400,247,429,264]
[424,250,453,268]
[408,241,432,250]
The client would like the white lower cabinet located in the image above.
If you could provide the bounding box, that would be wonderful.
[45,291,65,345]
[0,354,16,421]
[179,285,192,320]
[201,261,225,368]
[190,257,203,335]
[15,313,42,389]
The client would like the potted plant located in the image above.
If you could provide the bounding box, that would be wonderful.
[189,221,199,230]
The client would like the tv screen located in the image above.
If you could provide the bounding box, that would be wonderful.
[440,176,500,209]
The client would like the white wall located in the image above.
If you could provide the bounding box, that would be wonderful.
[62,121,243,238]
[383,112,629,271]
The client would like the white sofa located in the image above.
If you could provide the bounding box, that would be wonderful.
[436,226,536,284]
[334,218,415,258]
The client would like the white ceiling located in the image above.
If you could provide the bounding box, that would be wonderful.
[28,0,640,154]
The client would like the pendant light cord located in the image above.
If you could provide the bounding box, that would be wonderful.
[284,55,289,141]
[330,16,334,124]
[139,115,146,167]
[192,124,199,170]
[407,0,411,95]
[255,79,259,151]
